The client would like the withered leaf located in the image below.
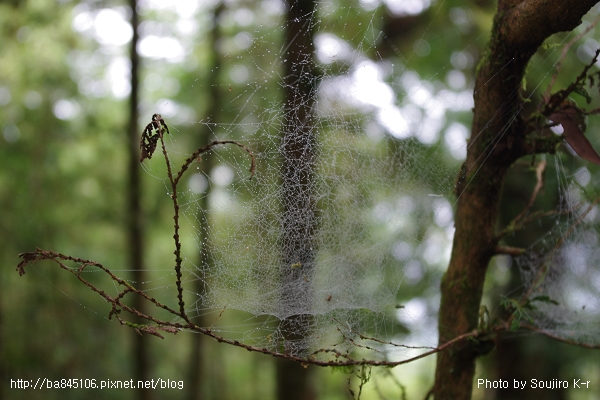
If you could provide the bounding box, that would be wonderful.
[140,114,170,162]
[573,85,592,103]
[551,105,600,166]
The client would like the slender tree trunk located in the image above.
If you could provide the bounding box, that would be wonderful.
[187,4,224,400]
[127,1,150,399]
[276,1,318,399]
[434,1,599,399]
[0,291,4,400]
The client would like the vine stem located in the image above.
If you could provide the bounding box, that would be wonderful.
[16,113,491,368]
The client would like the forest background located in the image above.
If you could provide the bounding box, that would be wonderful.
[2,0,600,399]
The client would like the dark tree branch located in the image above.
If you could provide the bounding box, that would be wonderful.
[435,1,600,398]
[502,0,599,50]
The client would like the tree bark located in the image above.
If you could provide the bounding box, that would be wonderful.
[434,1,599,398]
[187,4,224,400]
[127,2,150,400]
[276,1,318,399]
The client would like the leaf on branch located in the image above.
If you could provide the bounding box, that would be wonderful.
[574,85,592,103]
[16,250,43,276]
[500,297,534,331]
[530,295,560,306]
[551,105,600,165]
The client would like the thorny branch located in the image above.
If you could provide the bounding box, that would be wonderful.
[138,114,255,322]
[17,114,488,367]
[542,14,600,103]
[542,48,600,117]
[526,47,600,139]
[31,241,508,366]
[12,249,531,367]
[16,114,600,366]
[16,248,183,339]
[19,114,255,332]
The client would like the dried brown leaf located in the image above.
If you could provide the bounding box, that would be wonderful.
[551,106,600,165]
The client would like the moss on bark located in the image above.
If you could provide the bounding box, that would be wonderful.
[433,1,599,398]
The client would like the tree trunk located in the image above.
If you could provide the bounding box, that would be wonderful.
[434,1,599,398]
[187,4,224,400]
[276,1,318,399]
[127,2,150,400]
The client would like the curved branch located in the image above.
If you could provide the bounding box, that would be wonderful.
[521,324,600,349]
[502,0,599,51]
[436,2,600,398]
[138,115,256,324]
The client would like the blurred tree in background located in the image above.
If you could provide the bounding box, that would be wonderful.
[4,0,600,399]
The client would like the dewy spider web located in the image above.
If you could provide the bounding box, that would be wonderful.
[132,1,600,355]
[514,167,600,346]
[132,2,465,356]
[36,0,600,358]
[159,104,458,354]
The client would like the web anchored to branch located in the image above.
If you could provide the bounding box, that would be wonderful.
[19,110,457,362]
[15,246,479,367]
[18,1,600,370]
[18,112,600,368]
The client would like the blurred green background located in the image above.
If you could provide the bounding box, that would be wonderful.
[2,0,600,399]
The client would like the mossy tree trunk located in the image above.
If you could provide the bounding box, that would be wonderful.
[434,1,599,398]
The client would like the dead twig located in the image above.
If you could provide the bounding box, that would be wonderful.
[139,114,255,324]
[514,160,547,223]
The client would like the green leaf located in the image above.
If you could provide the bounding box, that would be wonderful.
[573,85,592,103]
[530,295,559,306]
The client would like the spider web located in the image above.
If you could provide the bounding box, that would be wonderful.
[514,162,600,345]
[72,0,600,356]
[132,0,464,357]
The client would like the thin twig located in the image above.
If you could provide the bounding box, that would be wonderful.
[543,48,600,116]
[154,117,189,322]
[17,249,184,324]
[332,317,436,350]
[494,246,526,256]
[208,304,228,333]
[514,160,547,223]
[17,246,486,367]
[494,160,578,242]
[174,140,256,186]
[24,247,599,367]
[543,14,600,102]
[139,115,255,325]
[521,324,600,349]
[496,204,577,242]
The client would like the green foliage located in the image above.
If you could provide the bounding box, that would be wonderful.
[573,84,592,103]
[6,0,600,399]
[501,295,560,331]
[348,365,372,400]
